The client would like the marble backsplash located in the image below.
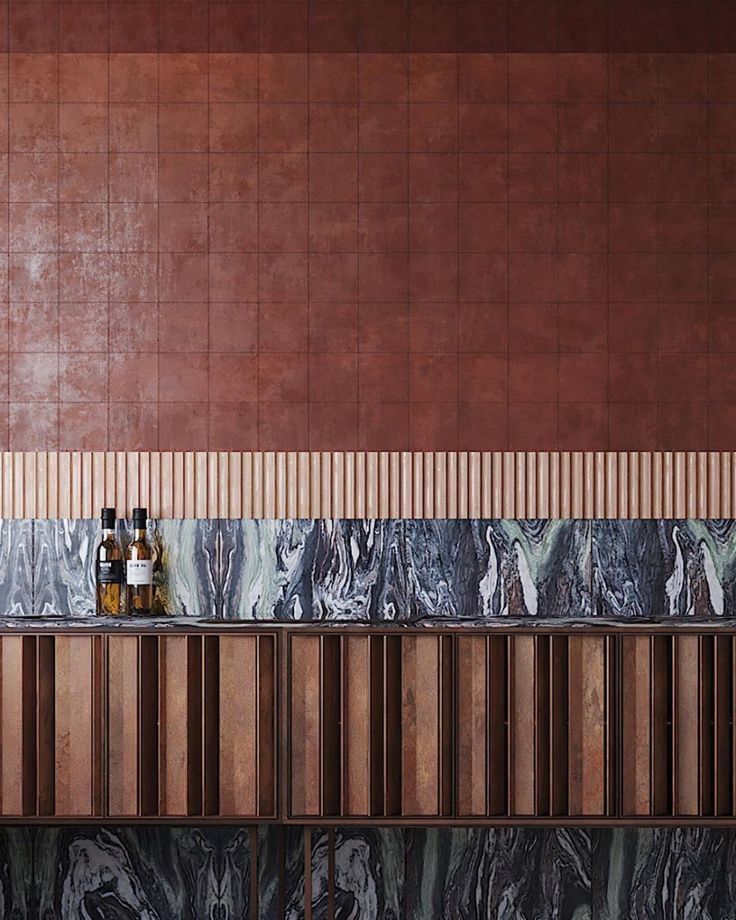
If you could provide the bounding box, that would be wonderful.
[2,825,735,919]
[3,518,736,618]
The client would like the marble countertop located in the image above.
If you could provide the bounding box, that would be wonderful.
[1,615,736,631]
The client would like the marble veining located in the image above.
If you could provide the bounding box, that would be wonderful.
[11,827,736,919]
[592,521,736,617]
[7,518,736,619]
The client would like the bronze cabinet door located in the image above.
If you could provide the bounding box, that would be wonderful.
[0,634,103,818]
[106,632,277,819]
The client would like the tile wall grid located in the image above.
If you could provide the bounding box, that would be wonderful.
[0,47,730,451]
[2,824,736,919]
[4,517,736,619]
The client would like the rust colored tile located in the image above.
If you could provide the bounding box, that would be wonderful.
[309,54,359,103]
[609,353,657,402]
[259,103,308,153]
[458,401,508,450]
[57,401,106,449]
[309,401,358,450]
[310,301,358,352]
[10,252,57,300]
[9,4,58,54]
[208,4,258,54]
[458,353,507,402]
[9,53,58,103]
[10,301,57,352]
[59,252,108,302]
[709,404,736,450]
[458,103,507,152]
[9,152,58,202]
[109,54,158,103]
[710,355,736,403]
[458,152,507,202]
[409,202,456,252]
[259,203,308,253]
[458,252,507,302]
[409,102,457,153]
[10,353,59,402]
[258,53,308,104]
[409,352,457,402]
[408,302,456,356]
[260,153,308,202]
[509,302,557,352]
[159,302,207,353]
[559,3,607,55]
[709,55,736,103]
[509,4,557,54]
[210,302,258,354]
[359,103,408,152]
[259,302,308,352]
[59,302,108,353]
[159,353,208,403]
[310,352,358,402]
[358,401,408,450]
[659,153,708,203]
[509,253,556,302]
[59,353,107,403]
[458,3,508,54]
[9,402,58,450]
[709,303,736,353]
[59,203,107,253]
[208,203,258,253]
[59,54,108,104]
[658,252,707,302]
[458,302,507,353]
[559,253,607,302]
[659,353,707,403]
[159,103,208,152]
[359,152,407,203]
[10,103,56,152]
[360,353,409,402]
[609,402,656,450]
[458,54,507,104]
[359,54,407,103]
[559,302,607,353]
[559,353,607,403]
[409,152,457,202]
[359,3,407,53]
[359,302,409,353]
[509,103,557,153]
[109,5,158,54]
[309,2,359,55]
[509,203,557,253]
[558,402,607,451]
[259,252,308,302]
[559,103,607,153]
[258,353,308,402]
[409,54,457,103]
[158,253,207,302]
[310,203,358,253]
[409,252,457,302]
[658,302,707,354]
[310,252,359,301]
[509,153,557,203]
[109,302,158,352]
[108,353,158,403]
[9,202,57,252]
[208,403,258,450]
[509,402,558,450]
[210,103,258,152]
[409,3,457,54]
[209,252,258,302]
[609,253,658,302]
[609,203,657,253]
[108,403,158,451]
[558,54,607,103]
[109,203,158,253]
[258,402,308,450]
[110,153,158,202]
[158,54,207,104]
[558,152,607,203]
[409,401,458,450]
[159,203,207,253]
[259,3,308,53]
[159,3,207,54]
[159,403,208,450]
[208,354,258,403]
[659,402,708,451]
[208,54,259,103]
[59,103,108,154]
[510,353,557,403]
[310,103,359,152]
[109,104,158,153]
[609,302,657,352]
[558,203,606,253]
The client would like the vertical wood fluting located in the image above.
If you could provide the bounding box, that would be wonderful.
[343,636,371,816]
[107,636,140,816]
[456,636,487,817]
[290,635,321,817]
[511,635,536,816]
[401,635,441,817]
[568,636,606,816]
[219,636,258,817]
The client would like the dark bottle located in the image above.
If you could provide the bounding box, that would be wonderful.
[96,508,123,616]
[125,507,154,616]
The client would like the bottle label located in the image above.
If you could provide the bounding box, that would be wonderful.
[97,560,123,585]
[126,560,153,586]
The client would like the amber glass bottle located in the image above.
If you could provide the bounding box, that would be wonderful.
[96,508,123,615]
[125,507,154,616]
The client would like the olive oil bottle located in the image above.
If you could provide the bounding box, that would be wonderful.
[125,507,154,616]
[96,508,123,615]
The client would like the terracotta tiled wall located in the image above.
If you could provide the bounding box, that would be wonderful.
[0,3,734,451]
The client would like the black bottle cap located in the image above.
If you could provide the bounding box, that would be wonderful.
[101,507,116,528]
[132,507,148,528]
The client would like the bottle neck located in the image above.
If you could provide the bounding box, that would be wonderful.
[133,527,147,540]
[102,527,115,539]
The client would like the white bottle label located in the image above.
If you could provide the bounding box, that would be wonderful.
[127,559,153,586]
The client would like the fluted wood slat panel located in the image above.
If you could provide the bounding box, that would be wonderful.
[1,451,736,518]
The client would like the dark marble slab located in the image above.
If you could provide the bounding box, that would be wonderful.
[593,521,736,617]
